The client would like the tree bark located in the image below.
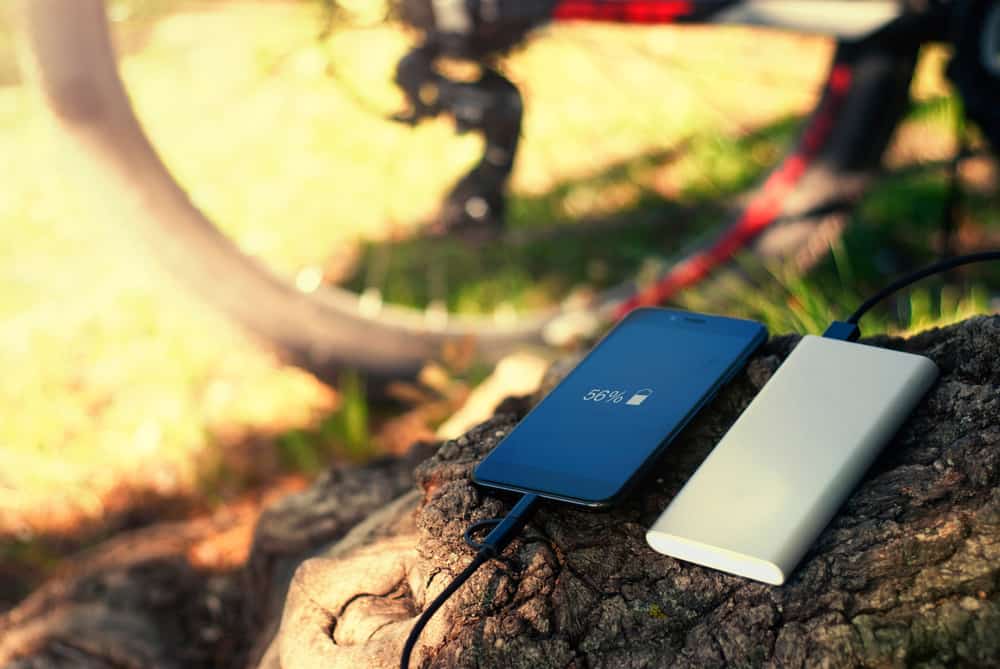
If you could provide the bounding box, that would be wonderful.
[3,316,999,668]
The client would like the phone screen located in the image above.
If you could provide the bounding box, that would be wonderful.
[473,308,766,506]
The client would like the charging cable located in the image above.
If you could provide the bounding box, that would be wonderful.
[823,250,1000,341]
[400,493,541,669]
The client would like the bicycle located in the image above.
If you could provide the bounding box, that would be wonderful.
[13,0,1000,394]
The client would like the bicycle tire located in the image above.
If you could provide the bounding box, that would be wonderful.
[14,0,918,393]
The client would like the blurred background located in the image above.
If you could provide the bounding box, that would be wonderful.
[1,0,997,609]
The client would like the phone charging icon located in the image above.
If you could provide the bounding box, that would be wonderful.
[626,389,653,406]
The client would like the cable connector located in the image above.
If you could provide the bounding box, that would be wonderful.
[825,250,1000,342]
[477,493,540,556]
[822,320,861,341]
[400,493,541,669]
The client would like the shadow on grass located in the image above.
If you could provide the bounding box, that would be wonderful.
[338,115,803,313]
[335,93,991,317]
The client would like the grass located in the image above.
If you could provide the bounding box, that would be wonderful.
[277,370,370,473]
[0,0,997,599]
[340,117,800,313]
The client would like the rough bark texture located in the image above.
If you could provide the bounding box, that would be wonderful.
[3,316,999,668]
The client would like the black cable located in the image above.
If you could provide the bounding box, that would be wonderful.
[846,251,1000,324]
[824,250,1000,341]
[399,551,489,669]
[400,493,541,669]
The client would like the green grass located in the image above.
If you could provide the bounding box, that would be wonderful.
[338,90,998,324]
[339,116,801,313]
[276,370,371,473]
[677,150,1000,337]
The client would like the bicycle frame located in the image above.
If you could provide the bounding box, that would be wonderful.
[548,0,904,38]
[407,0,931,318]
[422,0,907,39]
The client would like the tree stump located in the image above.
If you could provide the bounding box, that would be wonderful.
[3,316,999,668]
[257,315,1000,668]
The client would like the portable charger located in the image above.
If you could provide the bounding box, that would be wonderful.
[645,335,938,585]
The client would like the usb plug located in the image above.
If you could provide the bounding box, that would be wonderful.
[822,321,861,342]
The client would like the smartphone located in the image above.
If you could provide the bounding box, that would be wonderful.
[473,308,767,508]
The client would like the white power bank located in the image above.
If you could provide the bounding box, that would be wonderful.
[646,335,938,585]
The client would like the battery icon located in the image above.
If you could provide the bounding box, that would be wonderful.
[626,388,653,406]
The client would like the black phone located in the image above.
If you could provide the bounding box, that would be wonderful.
[473,308,767,508]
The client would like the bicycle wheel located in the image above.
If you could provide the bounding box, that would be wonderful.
[14,0,920,393]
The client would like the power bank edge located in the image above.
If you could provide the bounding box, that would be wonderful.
[646,335,939,585]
